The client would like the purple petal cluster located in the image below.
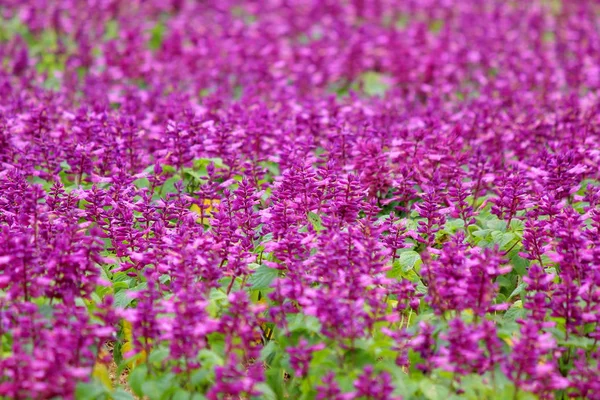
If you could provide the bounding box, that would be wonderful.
[1,0,600,398]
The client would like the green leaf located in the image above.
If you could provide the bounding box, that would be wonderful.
[266,368,286,400]
[112,281,129,291]
[510,219,524,232]
[259,161,280,177]
[516,391,538,400]
[75,381,107,400]
[148,347,170,363]
[504,300,526,322]
[190,369,211,386]
[400,268,421,283]
[114,282,148,308]
[209,288,229,303]
[37,303,54,318]
[471,228,491,238]
[129,365,148,397]
[198,349,225,367]
[558,335,596,350]
[248,265,278,290]
[509,251,529,276]
[399,251,422,273]
[361,71,391,97]
[183,168,207,182]
[490,231,515,249]
[416,281,428,295]
[104,20,119,40]
[133,177,150,189]
[149,21,166,50]
[161,176,181,195]
[343,347,378,369]
[429,19,444,33]
[172,389,191,400]
[253,383,277,400]
[508,282,527,300]
[193,157,225,170]
[486,218,507,232]
[111,389,135,400]
[419,378,451,400]
[288,313,321,334]
[388,260,402,279]
[307,212,324,232]
[112,272,131,282]
[260,340,277,363]
[141,381,161,400]
[114,290,135,308]
[443,218,465,233]
[145,373,177,400]
[495,293,507,304]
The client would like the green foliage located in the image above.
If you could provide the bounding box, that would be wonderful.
[248,264,279,290]
[361,71,392,97]
[15,156,576,399]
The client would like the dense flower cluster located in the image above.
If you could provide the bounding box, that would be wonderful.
[1,0,600,399]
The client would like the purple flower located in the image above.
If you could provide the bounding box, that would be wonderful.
[286,339,325,378]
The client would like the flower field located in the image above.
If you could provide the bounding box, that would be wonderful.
[1,0,600,399]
